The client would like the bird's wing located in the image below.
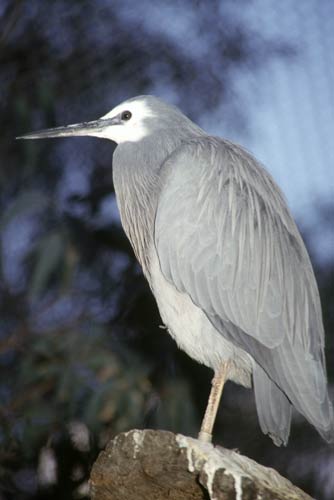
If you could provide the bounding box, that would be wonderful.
[154,137,333,441]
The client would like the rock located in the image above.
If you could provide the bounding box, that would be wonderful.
[90,429,312,500]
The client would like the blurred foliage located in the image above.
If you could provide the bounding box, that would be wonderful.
[0,1,333,499]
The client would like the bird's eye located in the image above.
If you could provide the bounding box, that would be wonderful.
[121,111,132,121]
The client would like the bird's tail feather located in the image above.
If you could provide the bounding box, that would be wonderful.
[253,364,292,446]
[273,342,334,444]
[315,396,334,444]
[254,361,334,445]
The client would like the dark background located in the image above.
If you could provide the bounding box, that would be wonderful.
[0,1,333,499]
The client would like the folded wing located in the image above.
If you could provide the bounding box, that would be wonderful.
[155,137,333,443]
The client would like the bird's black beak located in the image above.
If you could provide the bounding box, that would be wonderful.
[16,116,121,140]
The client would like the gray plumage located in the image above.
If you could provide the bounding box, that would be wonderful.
[18,95,334,446]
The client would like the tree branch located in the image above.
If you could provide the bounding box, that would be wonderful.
[90,429,311,500]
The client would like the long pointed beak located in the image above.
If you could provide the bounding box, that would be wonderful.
[16,117,120,140]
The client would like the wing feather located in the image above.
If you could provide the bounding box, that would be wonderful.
[155,137,333,441]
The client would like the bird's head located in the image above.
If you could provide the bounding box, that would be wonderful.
[17,95,201,145]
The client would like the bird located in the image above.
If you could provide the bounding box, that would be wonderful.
[18,95,334,446]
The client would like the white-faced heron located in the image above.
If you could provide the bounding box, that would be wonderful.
[18,95,334,446]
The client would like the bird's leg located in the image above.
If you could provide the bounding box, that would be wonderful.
[198,362,230,443]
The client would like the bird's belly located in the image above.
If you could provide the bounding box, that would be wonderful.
[149,250,252,386]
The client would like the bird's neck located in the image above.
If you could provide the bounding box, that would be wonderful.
[112,135,175,276]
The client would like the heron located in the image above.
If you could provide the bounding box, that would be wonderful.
[18,95,334,446]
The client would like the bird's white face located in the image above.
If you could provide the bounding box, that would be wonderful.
[97,99,155,143]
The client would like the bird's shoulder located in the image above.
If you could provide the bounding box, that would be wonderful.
[160,135,292,233]
[162,135,280,192]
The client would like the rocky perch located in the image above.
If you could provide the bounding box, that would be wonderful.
[90,429,311,500]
